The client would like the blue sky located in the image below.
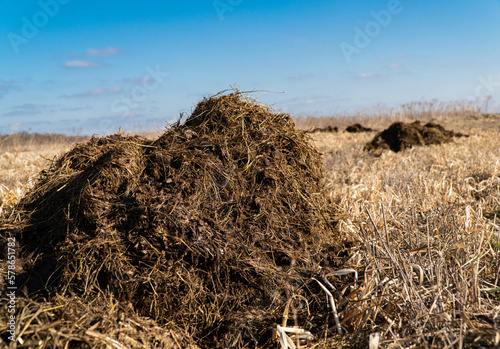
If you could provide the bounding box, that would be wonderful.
[1,0,500,135]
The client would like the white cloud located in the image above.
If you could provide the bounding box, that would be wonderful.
[85,47,123,57]
[388,63,402,68]
[108,86,123,93]
[358,73,377,78]
[65,60,105,68]
[60,87,122,99]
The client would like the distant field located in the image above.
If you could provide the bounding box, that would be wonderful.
[1,110,500,347]
[0,132,89,151]
[0,133,89,212]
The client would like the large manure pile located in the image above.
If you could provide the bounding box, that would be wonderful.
[365,120,467,155]
[1,93,347,348]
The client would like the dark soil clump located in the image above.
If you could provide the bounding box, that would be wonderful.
[1,93,348,348]
[307,125,338,133]
[364,121,467,155]
[345,123,373,133]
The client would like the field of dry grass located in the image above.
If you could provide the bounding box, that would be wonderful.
[1,106,499,347]
[311,115,500,347]
[0,134,89,216]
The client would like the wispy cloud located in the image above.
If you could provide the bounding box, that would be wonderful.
[59,87,122,99]
[388,63,402,68]
[380,53,408,60]
[0,79,17,85]
[3,103,42,117]
[281,95,349,107]
[358,73,378,78]
[65,60,105,68]
[85,47,123,57]
[59,105,93,112]
[123,76,154,85]
[8,103,40,111]
[108,86,123,93]
[64,88,106,98]
[286,73,314,82]
[0,79,19,99]
[0,85,13,98]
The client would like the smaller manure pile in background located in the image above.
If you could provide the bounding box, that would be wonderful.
[365,120,467,155]
[0,92,352,348]
[345,123,373,133]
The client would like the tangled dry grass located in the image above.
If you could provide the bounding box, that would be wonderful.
[1,95,499,348]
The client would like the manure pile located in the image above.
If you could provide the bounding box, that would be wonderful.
[1,93,349,348]
[307,125,338,133]
[345,123,373,133]
[365,120,467,155]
